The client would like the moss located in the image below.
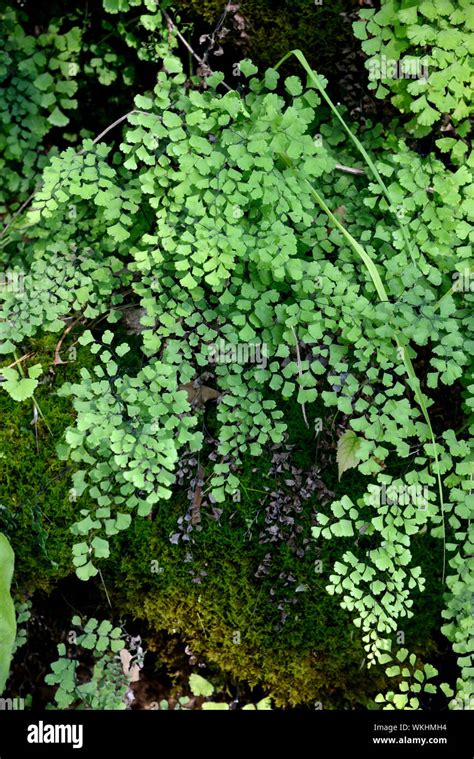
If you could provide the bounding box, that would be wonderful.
[175,0,358,84]
[0,333,96,594]
[104,460,388,707]
[107,497,443,706]
[1,335,445,706]
[100,397,444,707]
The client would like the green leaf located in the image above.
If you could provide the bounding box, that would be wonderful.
[352,21,368,40]
[28,364,43,380]
[337,430,362,480]
[264,69,279,89]
[108,223,130,242]
[72,542,89,556]
[393,694,408,708]
[91,537,110,559]
[440,682,454,698]
[163,56,183,74]
[3,376,39,402]
[48,107,69,127]
[239,59,258,77]
[0,534,16,694]
[181,272,198,289]
[285,76,303,96]
[115,513,132,530]
[189,674,214,697]
[34,72,54,91]
[116,344,130,357]
[255,696,272,710]
[134,94,153,110]
[97,620,113,636]
[78,331,94,346]
[76,561,98,581]
[84,618,99,633]
[81,633,97,649]
[331,520,354,538]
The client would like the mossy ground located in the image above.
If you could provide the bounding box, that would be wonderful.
[174,0,359,92]
[0,334,97,593]
[1,334,446,707]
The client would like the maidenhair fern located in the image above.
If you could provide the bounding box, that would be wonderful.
[46,616,129,709]
[0,0,472,712]
[354,0,473,145]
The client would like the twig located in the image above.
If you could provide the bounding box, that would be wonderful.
[201,2,233,65]
[335,162,365,176]
[334,162,434,193]
[163,10,232,92]
[0,190,38,239]
[53,314,84,365]
[164,11,201,66]
[78,111,141,152]
[31,400,39,454]
[6,352,35,370]
[191,464,204,526]
[12,350,52,435]
[98,568,113,609]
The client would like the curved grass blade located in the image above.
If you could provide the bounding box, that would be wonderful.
[0,533,16,694]
[278,151,446,581]
[274,49,420,269]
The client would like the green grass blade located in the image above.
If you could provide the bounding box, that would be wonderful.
[274,49,420,268]
[0,533,16,695]
[278,151,446,582]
